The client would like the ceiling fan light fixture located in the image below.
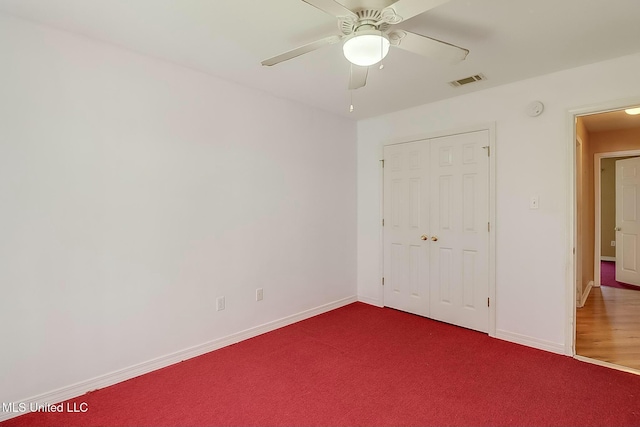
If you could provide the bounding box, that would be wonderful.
[625,107,640,115]
[343,30,390,67]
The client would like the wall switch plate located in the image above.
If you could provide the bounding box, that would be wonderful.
[529,196,539,209]
[216,296,225,311]
[611,240,616,247]
[256,288,263,301]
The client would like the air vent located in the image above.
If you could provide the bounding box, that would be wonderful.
[449,74,486,88]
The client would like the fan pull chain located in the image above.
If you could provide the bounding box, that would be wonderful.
[349,90,354,113]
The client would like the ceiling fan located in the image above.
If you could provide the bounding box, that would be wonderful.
[261,0,469,90]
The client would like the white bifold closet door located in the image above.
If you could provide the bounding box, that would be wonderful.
[383,130,490,333]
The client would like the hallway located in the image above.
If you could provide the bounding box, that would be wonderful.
[576,285,640,370]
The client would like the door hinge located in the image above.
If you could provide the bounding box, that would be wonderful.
[487,297,490,307]
[382,218,385,226]
[382,277,385,286]
[380,159,385,168]
[488,222,490,232]
[482,146,490,156]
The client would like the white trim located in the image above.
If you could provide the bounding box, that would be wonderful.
[577,280,593,308]
[495,329,565,355]
[487,123,497,338]
[567,95,640,358]
[594,150,640,288]
[594,152,599,286]
[566,109,577,356]
[382,122,497,147]
[574,355,640,376]
[601,256,615,262]
[378,150,385,308]
[358,294,383,307]
[0,295,357,423]
[380,123,497,337]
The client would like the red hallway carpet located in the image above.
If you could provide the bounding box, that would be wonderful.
[601,261,640,290]
[3,302,640,426]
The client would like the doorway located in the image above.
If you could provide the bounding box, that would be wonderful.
[594,152,640,288]
[572,103,640,371]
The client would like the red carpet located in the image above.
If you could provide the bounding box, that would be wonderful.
[3,302,640,426]
[601,261,640,290]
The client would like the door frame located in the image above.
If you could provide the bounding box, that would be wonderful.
[380,123,497,337]
[594,150,640,288]
[575,136,583,307]
[567,96,640,356]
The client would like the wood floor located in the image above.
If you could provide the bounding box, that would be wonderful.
[576,285,640,370]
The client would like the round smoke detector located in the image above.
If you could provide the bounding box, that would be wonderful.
[526,101,544,117]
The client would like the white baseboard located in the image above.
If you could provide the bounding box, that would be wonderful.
[601,256,615,262]
[0,295,357,423]
[357,294,383,307]
[578,281,594,308]
[495,329,565,355]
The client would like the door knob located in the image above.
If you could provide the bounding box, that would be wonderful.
[420,234,429,241]
[615,227,621,231]
[431,236,438,241]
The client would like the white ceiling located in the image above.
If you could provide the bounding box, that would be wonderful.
[2,0,640,120]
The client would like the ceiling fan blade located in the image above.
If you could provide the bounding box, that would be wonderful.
[301,0,357,19]
[261,35,342,66]
[392,30,468,64]
[385,0,449,22]
[349,64,368,90]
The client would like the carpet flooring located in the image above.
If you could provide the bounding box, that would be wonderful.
[3,302,640,426]
[601,261,640,291]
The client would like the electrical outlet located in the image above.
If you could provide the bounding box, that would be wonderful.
[256,288,263,301]
[216,296,225,311]
[611,240,616,247]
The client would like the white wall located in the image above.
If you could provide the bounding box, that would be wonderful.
[357,52,640,352]
[0,14,357,405]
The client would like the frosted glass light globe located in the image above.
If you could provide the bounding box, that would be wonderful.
[343,31,390,67]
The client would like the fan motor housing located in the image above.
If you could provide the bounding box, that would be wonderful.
[339,9,391,35]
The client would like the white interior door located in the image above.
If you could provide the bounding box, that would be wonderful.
[383,130,490,332]
[429,132,490,332]
[615,157,640,286]
[383,141,430,317]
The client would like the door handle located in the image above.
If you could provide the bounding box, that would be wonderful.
[431,236,438,242]
[420,234,429,241]
[615,227,621,231]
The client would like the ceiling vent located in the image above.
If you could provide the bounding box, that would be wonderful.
[449,74,486,88]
